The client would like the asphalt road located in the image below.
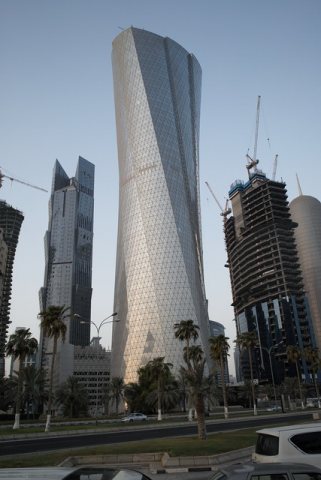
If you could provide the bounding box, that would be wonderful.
[0,412,314,457]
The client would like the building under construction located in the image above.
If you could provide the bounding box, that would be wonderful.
[0,201,24,377]
[224,166,315,384]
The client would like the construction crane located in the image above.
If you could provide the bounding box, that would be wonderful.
[205,181,231,220]
[272,154,279,181]
[0,168,48,192]
[246,95,261,176]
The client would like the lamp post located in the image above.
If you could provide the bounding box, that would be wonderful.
[74,312,118,423]
[261,342,283,404]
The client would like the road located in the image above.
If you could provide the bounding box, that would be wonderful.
[0,412,314,457]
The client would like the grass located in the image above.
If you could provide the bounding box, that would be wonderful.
[0,427,259,468]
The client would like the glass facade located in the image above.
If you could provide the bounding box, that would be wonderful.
[0,202,24,377]
[111,27,209,382]
[39,156,95,385]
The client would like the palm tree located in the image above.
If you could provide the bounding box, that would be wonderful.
[21,366,48,418]
[5,328,38,429]
[145,356,173,420]
[38,305,69,432]
[0,376,16,412]
[180,346,210,440]
[304,347,321,408]
[209,335,230,419]
[174,320,200,366]
[174,319,200,420]
[286,345,304,409]
[235,331,258,416]
[56,376,88,417]
[110,376,125,415]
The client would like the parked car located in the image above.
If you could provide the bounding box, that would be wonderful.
[210,462,321,480]
[121,412,148,422]
[0,466,152,480]
[266,405,282,412]
[252,423,321,466]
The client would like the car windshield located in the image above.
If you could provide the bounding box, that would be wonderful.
[65,468,151,480]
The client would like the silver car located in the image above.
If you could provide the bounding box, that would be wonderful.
[121,413,148,422]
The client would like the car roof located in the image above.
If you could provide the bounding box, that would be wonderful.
[0,467,76,479]
[256,423,321,436]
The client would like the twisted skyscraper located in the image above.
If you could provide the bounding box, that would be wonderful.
[111,27,209,382]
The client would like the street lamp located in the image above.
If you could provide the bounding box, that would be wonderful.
[74,312,118,422]
[261,342,283,404]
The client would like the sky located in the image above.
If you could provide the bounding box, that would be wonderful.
[1,0,321,375]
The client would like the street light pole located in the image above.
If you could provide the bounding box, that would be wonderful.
[74,312,118,423]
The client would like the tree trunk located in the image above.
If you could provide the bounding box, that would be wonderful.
[45,336,57,432]
[13,357,24,430]
[220,354,229,419]
[295,361,304,409]
[195,394,207,440]
[248,350,257,416]
[157,380,162,421]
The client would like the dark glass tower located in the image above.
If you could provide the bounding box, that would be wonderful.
[0,201,24,377]
[225,167,314,384]
[39,157,94,385]
[112,27,210,382]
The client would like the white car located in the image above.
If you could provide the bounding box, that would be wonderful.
[121,412,148,422]
[253,423,321,466]
[0,467,152,480]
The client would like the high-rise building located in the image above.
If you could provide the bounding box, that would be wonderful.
[0,201,24,377]
[39,157,95,386]
[290,194,321,352]
[225,166,315,384]
[73,339,111,416]
[209,320,229,385]
[111,27,210,382]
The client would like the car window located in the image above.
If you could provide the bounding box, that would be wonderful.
[293,474,321,480]
[210,472,227,480]
[291,432,321,454]
[65,468,150,480]
[255,434,279,456]
[251,475,288,480]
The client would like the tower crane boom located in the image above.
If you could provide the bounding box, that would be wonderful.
[272,154,278,181]
[205,181,231,218]
[0,170,48,192]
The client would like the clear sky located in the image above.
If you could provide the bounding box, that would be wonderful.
[1,0,321,375]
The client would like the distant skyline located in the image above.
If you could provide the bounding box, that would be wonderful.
[1,1,321,376]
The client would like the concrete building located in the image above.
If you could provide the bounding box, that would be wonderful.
[0,201,24,377]
[73,338,111,416]
[290,194,321,352]
[38,157,95,387]
[111,27,210,382]
[225,166,315,384]
[209,320,230,385]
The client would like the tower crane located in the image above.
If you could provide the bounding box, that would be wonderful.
[205,181,231,220]
[272,154,278,181]
[246,95,261,176]
[0,168,48,192]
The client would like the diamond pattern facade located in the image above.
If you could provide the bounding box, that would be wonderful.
[111,27,209,382]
